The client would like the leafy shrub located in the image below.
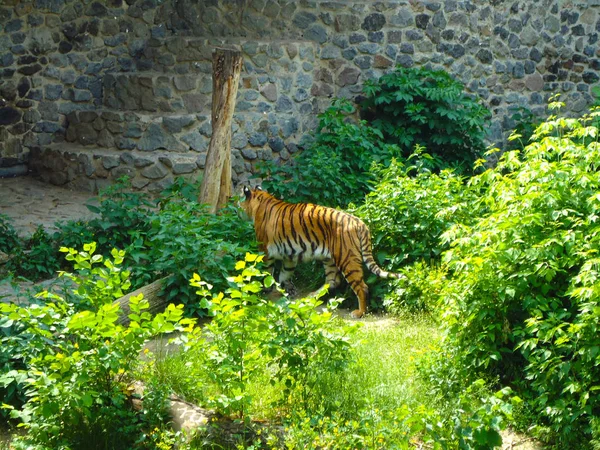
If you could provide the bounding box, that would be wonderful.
[506,105,542,151]
[435,104,600,446]
[2,177,256,318]
[355,153,479,267]
[351,153,479,313]
[260,67,489,208]
[188,254,357,421]
[282,380,519,450]
[382,261,448,315]
[69,179,256,315]
[190,255,277,421]
[130,197,256,314]
[361,66,490,171]
[0,215,20,255]
[0,314,28,419]
[83,177,155,251]
[260,98,402,208]
[5,226,60,280]
[0,244,194,449]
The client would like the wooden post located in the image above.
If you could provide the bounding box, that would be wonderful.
[199,48,243,213]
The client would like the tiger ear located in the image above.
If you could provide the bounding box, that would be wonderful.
[256,186,263,191]
[243,186,252,199]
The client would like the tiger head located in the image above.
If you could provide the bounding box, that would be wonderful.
[239,186,267,221]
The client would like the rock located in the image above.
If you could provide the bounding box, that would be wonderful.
[124,123,144,138]
[181,131,206,151]
[362,13,386,31]
[354,56,372,69]
[97,129,115,148]
[163,116,195,133]
[5,19,23,33]
[276,96,293,112]
[86,2,108,16]
[335,14,360,32]
[583,71,600,84]
[337,67,360,86]
[260,83,277,102]
[268,137,285,152]
[304,25,328,44]
[0,107,22,125]
[141,163,168,179]
[76,123,98,146]
[374,55,393,68]
[174,76,196,92]
[138,124,184,151]
[172,161,197,175]
[293,11,317,29]
[249,132,268,147]
[416,14,430,29]
[18,64,43,76]
[102,155,120,170]
[391,8,414,27]
[476,49,493,64]
[242,148,258,159]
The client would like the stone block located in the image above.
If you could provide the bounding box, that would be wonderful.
[141,163,168,179]
[0,107,22,125]
[138,123,184,151]
[102,155,120,169]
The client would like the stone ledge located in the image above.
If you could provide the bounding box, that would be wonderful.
[29,144,206,194]
[65,109,211,153]
[103,72,212,114]
[62,109,303,169]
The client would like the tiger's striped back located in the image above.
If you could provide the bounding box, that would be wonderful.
[240,187,402,318]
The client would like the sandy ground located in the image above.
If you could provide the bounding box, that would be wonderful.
[0,176,98,237]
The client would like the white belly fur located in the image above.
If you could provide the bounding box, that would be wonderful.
[267,242,331,261]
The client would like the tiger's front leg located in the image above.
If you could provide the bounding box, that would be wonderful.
[277,257,298,295]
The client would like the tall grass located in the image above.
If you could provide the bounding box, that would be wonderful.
[146,314,441,423]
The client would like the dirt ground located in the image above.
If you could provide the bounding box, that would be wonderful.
[0,175,98,237]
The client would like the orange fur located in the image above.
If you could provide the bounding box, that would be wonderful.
[240,187,401,318]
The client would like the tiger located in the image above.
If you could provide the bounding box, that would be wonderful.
[240,186,403,318]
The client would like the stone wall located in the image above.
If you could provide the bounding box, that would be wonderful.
[0,0,599,191]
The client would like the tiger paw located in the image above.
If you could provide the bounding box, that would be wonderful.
[350,309,365,319]
[281,280,297,297]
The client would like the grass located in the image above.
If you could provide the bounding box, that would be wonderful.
[346,314,440,409]
[145,312,441,424]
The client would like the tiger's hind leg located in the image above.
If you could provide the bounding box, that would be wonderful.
[306,259,343,299]
[312,259,343,296]
[336,254,368,319]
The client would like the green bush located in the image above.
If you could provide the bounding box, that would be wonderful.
[506,105,542,151]
[187,254,357,420]
[0,215,20,255]
[435,104,600,446]
[128,196,256,314]
[260,67,489,208]
[282,380,519,450]
[382,261,448,314]
[351,153,479,313]
[361,66,490,171]
[82,177,155,251]
[260,98,402,208]
[0,244,193,449]
[2,177,256,317]
[5,226,60,281]
[355,153,479,267]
